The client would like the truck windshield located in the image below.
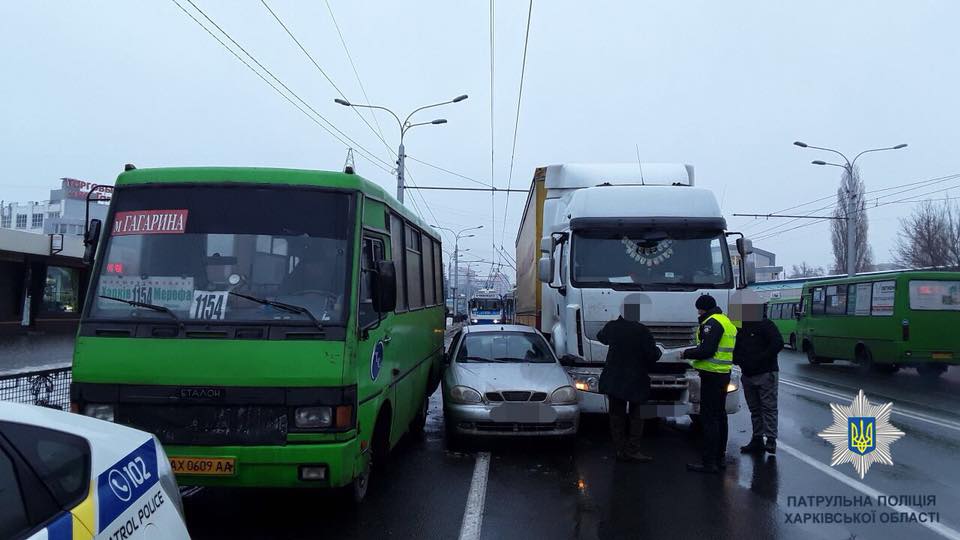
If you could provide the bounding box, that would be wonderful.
[571,229,731,289]
[86,186,352,324]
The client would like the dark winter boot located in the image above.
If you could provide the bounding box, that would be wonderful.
[740,437,765,454]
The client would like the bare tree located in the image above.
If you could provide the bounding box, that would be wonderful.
[895,199,960,268]
[947,199,960,268]
[789,262,826,278]
[831,166,873,273]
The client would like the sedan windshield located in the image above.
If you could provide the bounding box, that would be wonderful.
[87,186,352,324]
[456,332,555,363]
[572,229,731,289]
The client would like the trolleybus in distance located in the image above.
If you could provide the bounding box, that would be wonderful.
[766,297,800,349]
[71,166,445,502]
[468,289,504,325]
[797,270,960,379]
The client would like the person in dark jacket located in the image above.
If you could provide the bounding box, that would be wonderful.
[682,294,737,474]
[734,294,784,455]
[597,310,662,462]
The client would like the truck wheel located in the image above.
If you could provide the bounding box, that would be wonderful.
[917,364,947,380]
[349,455,371,503]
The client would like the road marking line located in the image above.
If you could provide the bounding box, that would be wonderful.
[458,451,491,540]
[780,377,960,433]
[778,441,960,540]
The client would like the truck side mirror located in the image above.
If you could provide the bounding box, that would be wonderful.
[538,256,554,283]
[82,218,102,266]
[735,238,756,288]
[372,260,397,313]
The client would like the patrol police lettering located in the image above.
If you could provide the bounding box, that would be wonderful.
[107,489,165,540]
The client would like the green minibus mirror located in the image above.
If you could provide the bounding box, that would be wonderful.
[82,218,102,266]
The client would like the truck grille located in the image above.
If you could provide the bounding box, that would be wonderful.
[119,404,288,446]
[647,324,698,348]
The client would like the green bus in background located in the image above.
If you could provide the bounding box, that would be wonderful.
[797,270,960,379]
[765,297,800,349]
[71,167,445,501]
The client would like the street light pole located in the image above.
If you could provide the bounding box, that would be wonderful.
[794,141,907,276]
[335,95,467,203]
[432,224,483,317]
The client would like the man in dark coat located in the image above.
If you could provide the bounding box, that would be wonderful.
[597,311,662,462]
[734,295,784,455]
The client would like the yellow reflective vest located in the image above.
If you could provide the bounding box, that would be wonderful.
[692,313,738,374]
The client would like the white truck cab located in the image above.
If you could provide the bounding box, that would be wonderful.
[516,163,755,416]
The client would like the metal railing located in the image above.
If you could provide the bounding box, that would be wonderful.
[0,366,72,411]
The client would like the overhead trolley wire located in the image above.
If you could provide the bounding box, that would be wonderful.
[500,0,534,249]
[260,0,394,157]
[173,0,393,173]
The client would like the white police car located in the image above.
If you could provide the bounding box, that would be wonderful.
[0,401,189,539]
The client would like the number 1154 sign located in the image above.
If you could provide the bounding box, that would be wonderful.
[191,291,228,320]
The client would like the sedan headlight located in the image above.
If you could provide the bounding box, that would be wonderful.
[83,404,115,422]
[295,406,333,428]
[551,386,578,405]
[450,385,482,404]
[570,373,600,393]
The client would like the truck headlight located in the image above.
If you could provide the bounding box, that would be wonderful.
[493,319,500,324]
[726,383,738,393]
[551,386,578,405]
[295,406,333,428]
[450,385,482,404]
[83,404,115,422]
[471,319,479,324]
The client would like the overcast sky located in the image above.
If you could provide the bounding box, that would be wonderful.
[3,1,959,279]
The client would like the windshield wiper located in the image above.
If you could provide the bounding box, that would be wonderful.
[98,295,182,324]
[462,356,508,363]
[229,292,323,330]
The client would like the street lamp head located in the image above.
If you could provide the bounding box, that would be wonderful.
[811,160,827,165]
[464,234,476,239]
[334,98,351,106]
[793,141,809,148]
[452,94,469,103]
[893,143,908,150]
[431,119,448,125]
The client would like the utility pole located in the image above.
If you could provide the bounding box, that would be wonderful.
[432,224,483,317]
[794,141,908,277]
[335,95,467,204]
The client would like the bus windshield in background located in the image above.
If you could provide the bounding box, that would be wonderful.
[87,186,353,324]
[572,229,731,289]
[471,299,502,311]
[909,280,960,311]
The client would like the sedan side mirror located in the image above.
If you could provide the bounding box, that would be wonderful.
[82,218,102,266]
[372,260,397,313]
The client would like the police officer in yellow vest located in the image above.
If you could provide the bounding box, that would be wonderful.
[682,294,737,474]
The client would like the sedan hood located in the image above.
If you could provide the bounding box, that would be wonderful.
[451,362,572,393]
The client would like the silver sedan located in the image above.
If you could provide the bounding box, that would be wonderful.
[442,324,579,439]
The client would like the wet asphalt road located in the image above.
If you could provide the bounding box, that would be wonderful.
[180,348,960,540]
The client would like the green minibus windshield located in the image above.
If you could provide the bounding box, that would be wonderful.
[87,186,353,324]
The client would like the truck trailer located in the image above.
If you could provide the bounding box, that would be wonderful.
[515,163,755,417]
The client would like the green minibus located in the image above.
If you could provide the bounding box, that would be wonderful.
[70,166,444,501]
[766,297,800,349]
[796,270,960,379]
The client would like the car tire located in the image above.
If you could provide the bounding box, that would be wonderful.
[789,333,797,350]
[444,414,464,451]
